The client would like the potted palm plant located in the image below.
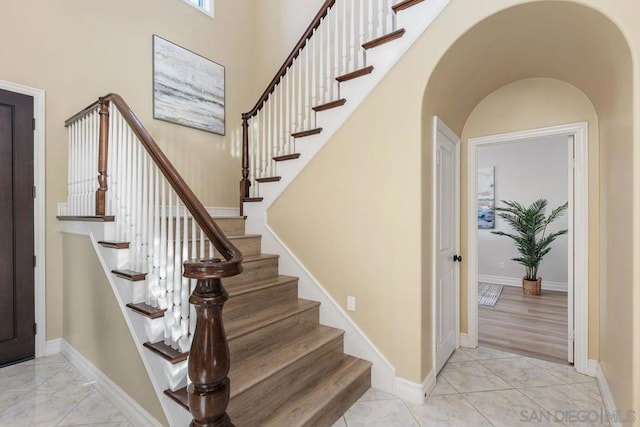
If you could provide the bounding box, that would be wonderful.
[491,199,568,295]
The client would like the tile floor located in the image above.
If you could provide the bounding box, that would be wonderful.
[0,346,608,426]
[0,353,131,427]
[334,346,609,427]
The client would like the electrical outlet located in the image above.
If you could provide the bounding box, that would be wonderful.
[347,296,356,312]
[498,262,505,269]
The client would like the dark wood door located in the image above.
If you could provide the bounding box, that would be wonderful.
[0,89,35,366]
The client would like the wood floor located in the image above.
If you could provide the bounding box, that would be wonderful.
[478,285,569,364]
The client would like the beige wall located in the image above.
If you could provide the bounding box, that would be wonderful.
[62,233,168,426]
[0,0,255,341]
[269,1,639,412]
[253,0,326,94]
[460,78,601,359]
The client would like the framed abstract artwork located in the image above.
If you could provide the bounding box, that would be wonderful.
[477,166,495,229]
[153,35,225,135]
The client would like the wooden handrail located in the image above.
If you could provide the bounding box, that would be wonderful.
[66,94,241,426]
[241,0,335,120]
[240,0,335,204]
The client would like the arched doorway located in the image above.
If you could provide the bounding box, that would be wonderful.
[422,0,633,379]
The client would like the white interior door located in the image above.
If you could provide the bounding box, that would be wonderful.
[434,118,460,374]
[567,135,575,364]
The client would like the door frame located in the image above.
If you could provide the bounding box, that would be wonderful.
[0,79,46,358]
[432,116,461,372]
[466,122,589,375]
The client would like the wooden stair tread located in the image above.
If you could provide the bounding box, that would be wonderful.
[226,299,319,341]
[143,341,188,364]
[164,387,188,410]
[362,28,406,50]
[228,275,298,298]
[313,98,347,112]
[291,128,322,138]
[336,66,374,83]
[255,176,281,183]
[57,215,115,222]
[273,153,301,162]
[112,269,146,281]
[230,325,343,396]
[98,241,130,249]
[392,0,424,13]
[262,356,372,426]
[242,197,264,203]
[126,302,166,319]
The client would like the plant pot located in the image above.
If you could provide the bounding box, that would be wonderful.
[522,278,542,295]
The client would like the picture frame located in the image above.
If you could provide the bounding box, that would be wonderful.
[477,166,495,229]
[153,35,225,135]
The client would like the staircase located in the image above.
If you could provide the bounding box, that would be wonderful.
[97,215,372,426]
[58,0,451,424]
[154,216,371,425]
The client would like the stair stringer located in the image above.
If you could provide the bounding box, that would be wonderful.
[251,0,450,207]
[60,221,192,427]
[244,205,396,394]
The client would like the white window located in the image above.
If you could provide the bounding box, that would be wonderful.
[182,0,214,18]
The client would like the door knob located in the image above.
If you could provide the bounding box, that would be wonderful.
[453,255,462,263]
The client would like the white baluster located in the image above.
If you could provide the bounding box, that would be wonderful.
[181,207,190,321]
[158,178,168,309]
[368,0,375,41]
[174,200,182,311]
[304,42,310,130]
[166,189,174,314]
[386,0,394,32]
[333,7,341,95]
[349,0,357,71]
[141,152,148,272]
[284,71,292,155]
[151,167,161,307]
[277,80,285,161]
[318,22,326,105]
[199,228,205,261]
[342,0,349,73]
[135,143,144,270]
[297,54,303,131]
[377,0,384,38]
[266,97,273,177]
[359,0,366,67]
[129,131,138,269]
[325,13,334,102]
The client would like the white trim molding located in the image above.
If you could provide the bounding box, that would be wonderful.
[393,370,436,405]
[596,363,626,427]
[44,339,62,356]
[61,340,164,427]
[467,122,589,374]
[0,79,47,358]
[478,274,568,292]
[459,333,471,348]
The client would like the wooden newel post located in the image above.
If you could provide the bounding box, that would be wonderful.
[96,98,110,216]
[239,115,251,215]
[185,269,234,427]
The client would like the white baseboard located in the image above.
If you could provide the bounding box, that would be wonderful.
[393,370,436,405]
[60,340,163,427]
[596,362,622,427]
[44,338,62,356]
[586,359,598,377]
[478,274,568,292]
[459,333,471,348]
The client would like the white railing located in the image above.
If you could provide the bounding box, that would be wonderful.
[64,101,218,355]
[66,105,100,216]
[244,0,403,198]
